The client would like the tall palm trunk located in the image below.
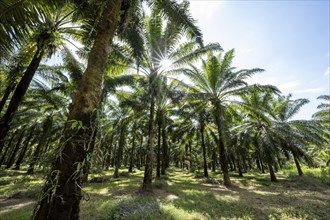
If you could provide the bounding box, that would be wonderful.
[15,126,35,170]
[33,1,122,219]
[188,141,193,172]
[128,135,135,172]
[236,155,243,177]
[27,116,52,174]
[0,47,44,146]
[142,75,156,192]
[104,134,114,170]
[5,129,25,169]
[137,135,143,170]
[267,160,277,182]
[211,149,216,172]
[293,154,303,176]
[161,120,169,173]
[214,103,231,186]
[156,111,162,178]
[0,131,17,166]
[114,126,125,178]
[200,121,208,178]
[0,83,16,115]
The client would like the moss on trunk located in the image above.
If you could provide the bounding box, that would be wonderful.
[33,1,122,219]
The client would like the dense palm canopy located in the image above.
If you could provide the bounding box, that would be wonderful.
[0,1,328,219]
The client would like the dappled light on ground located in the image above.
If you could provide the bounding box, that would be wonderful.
[0,167,329,219]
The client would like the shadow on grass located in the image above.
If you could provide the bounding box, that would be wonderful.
[1,167,329,220]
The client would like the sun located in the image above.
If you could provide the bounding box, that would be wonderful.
[159,59,173,71]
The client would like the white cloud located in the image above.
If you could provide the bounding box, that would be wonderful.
[324,67,330,76]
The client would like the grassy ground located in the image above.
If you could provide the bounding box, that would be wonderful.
[0,166,329,220]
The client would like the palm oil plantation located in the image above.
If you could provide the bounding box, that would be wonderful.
[0,1,329,219]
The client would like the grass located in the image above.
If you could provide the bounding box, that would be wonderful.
[0,166,329,220]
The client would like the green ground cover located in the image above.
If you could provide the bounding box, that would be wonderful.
[0,167,329,220]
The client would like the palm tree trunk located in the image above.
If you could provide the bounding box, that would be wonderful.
[128,135,135,173]
[277,155,282,170]
[33,1,122,219]
[229,156,234,171]
[111,145,117,167]
[27,117,52,174]
[161,122,168,175]
[256,157,261,171]
[5,129,25,169]
[156,112,161,178]
[15,126,35,170]
[142,80,156,191]
[0,131,16,167]
[213,104,231,186]
[104,134,114,170]
[189,141,193,172]
[0,83,16,115]
[211,150,216,172]
[137,135,143,170]
[293,154,303,176]
[0,47,44,147]
[114,126,125,178]
[237,158,243,177]
[267,161,277,182]
[200,122,208,178]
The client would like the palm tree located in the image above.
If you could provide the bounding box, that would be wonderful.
[183,49,264,186]
[0,6,79,147]
[271,95,326,175]
[312,95,330,166]
[0,0,65,58]
[135,9,220,191]
[237,91,280,181]
[313,95,330,122]
[33,0,206,218]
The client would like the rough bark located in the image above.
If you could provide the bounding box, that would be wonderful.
[33,1,122,219]
[0,47,44,147]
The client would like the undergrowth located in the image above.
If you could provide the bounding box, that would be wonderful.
[0,167,329,220]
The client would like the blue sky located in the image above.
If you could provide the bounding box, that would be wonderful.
[188,0,329,119]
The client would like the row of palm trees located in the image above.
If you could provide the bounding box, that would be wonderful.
[0,1,329,219]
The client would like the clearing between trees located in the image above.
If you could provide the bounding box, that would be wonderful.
[0,167,329,220]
